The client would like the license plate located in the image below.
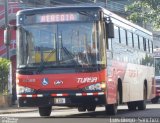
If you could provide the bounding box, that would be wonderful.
[54,98,66,104]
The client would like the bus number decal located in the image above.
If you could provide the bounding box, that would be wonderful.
[77,77,98,83]
[128,70,138,78]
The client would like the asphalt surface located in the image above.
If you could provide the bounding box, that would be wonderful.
[1,104,160,123]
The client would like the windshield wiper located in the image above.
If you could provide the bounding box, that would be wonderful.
[36,49,56,73]
[60,46,79,65]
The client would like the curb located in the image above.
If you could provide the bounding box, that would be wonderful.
[0,106,71,114]
[0,109,38,115]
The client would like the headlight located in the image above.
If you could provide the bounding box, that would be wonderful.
[17,86,34,94]
[84,83,106,91]
[101,82,106,89]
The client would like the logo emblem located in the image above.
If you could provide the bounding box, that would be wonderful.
[42,78,49,86]
[54,80,63,85]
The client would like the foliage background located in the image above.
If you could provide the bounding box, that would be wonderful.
[125,0,160,30]
[0,58,10,95]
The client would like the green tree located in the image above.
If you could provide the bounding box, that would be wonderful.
[125,0,160,30]
[0,58,10,94]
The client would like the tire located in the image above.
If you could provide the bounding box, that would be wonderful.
[151,97,159,104]
[118,80,123,104]
[137,85,147,110]
[105,104,117,115]
[105,89,119,115]
[137,100,146,110]
[39,106,52,116]
[87,105,96,112]
[78,106,86,112]
[117,90,120,105]
[127,102,137,111]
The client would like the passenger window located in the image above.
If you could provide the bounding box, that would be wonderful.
[151,41,153,53]
[112,26,120,43]
[145,39,149,52]
[120,28,126,45]
[108,39,112,50]
[139,36,143,50]
[143,38,146,51]
[127,31,133,47]
[149,40,153,53]
[148,39,150,52]
[133,34,139,49]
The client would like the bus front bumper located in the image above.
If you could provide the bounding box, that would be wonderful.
[17,93,106,107]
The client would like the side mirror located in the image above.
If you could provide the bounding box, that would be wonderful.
[105,21,114,38]
[4,25,16,45]
[4,28,11,45]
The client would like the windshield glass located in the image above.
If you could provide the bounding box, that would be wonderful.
[17,22,105,68]
[155,58,160,76]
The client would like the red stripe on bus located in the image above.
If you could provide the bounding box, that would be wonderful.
[82,93,87,96]
[32,94,37,98]
[63,93,69,96]
[21,94,27,97]
[93,93,98,96]
[51,94,57,96]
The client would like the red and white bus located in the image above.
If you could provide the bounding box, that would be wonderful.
[16,6,155,116]
[151,48,160,103]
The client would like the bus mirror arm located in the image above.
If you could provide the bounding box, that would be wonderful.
[2,24,16,30]
[9,25,17,30]
[105,18,114,39]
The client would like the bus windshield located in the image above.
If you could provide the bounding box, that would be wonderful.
[155,58,160,76]
[17,22,105,68]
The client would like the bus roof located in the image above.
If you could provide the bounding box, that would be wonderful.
[17,6,102,15]
[101,8,152,36]
[17,6,152,36]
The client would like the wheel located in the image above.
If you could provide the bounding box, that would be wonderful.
[127,102,137,111]
[87,105,96,112]
[78,106,86,112]
[105,90,120,115]
[105,104,117,115]
[137,85,147,110]
[117,90,120,105]
[137,100,146,110]
[39,106,52,116]
[151,97,159,104]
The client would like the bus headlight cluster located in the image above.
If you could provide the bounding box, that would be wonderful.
[84,83,106,91]
[17,86,34,94]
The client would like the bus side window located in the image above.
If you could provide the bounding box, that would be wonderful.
[148,39,150,53]
[127,31,133,48]
[125,30,128,46]
[120,28,126,45]
[112,25,119,44]
[149,40,153,53]
[145,39,149,52]
[143,37,146,51]
[108,38,112,50]
[139,36,144,51]
[151,41,153,53]
[118,27,121,43]
[133,34,139,49]
[137,35,140,49]
[132,33,134,48]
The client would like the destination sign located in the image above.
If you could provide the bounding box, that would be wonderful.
[40,13,78,22]
[21,11,99,25]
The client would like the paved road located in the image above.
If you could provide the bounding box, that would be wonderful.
[0,104,160,123]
